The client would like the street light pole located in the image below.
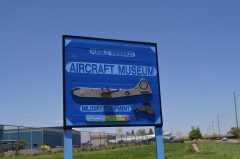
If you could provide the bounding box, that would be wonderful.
[234,92,239,144]
[217,114,221,137]
[212,121,215,137]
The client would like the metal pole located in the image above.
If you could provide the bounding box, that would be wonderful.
[155,126,164,159]
[17,126,20,154]
[100,132,101,147]
[90,132,92,150]
[64,129,72,159]
[42,128,44,146]
[126,132,127,146]
[115,133,117,147]
[234,92,239,144]
[79,131,81,148]
[217,114,221,137]
[31,128,32,150]
[212,121,214,137]
[108,133,110,147]
[103,132,106,147]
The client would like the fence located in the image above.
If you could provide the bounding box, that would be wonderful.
[0,124,155,153]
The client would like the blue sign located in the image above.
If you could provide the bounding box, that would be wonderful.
[63,36,163,127]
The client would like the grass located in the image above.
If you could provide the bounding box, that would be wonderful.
[1,145,156,159]
[1,142,240,159]
[165,142,240,159]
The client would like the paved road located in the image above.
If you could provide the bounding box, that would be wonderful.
[216,139,239,144]
[225,139,240,144]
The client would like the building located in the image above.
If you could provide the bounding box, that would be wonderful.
[0,125,3,141]
[0,125,81,149]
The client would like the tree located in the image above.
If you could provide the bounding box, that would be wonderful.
[18,140,27,150]
[189,126,202,140]
[116,128,124,138]
[136,129,146,136]
[116,128,123,134]
[148,128,154,135]
[131,130,135,136]
[228,127,240,137]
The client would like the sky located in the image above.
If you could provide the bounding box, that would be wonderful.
[0,0,240,135]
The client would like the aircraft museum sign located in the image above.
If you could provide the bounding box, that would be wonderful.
[63,35,163,128]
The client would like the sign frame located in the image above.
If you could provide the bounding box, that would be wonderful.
[62,35,163,129]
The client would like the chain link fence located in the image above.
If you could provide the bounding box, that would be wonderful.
[0,124,155,155]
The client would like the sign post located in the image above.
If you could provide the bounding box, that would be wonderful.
[155,126,165,159]
[63,35,164,159]
[64,129,72,159]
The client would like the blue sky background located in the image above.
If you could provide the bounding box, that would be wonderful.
[0,0,240,135]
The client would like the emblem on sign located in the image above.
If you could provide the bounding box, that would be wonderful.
[134,103,154,114]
